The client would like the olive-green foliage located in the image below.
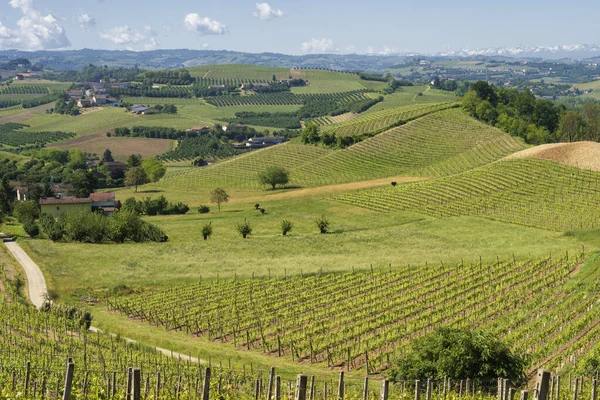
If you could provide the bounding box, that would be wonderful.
[315,215,329,234]
[141,157,167,183]
[13,200,39,223]
[106,209,143,243]
[60,210,105,243]
[23,219,39,237]
[258,165,290,189]
[201,222,213,240]
[236,219,252,239]
[281,219,293,236]
[198,205,210,214]
[385,327,526,384]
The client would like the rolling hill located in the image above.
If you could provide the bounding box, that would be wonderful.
[159,108,527,189]
[336,158,600,231]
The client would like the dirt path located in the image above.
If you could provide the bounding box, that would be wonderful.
[0,234,47,308]
[0,234,204,363]
[229,176,427,204]
[202,71,211,79]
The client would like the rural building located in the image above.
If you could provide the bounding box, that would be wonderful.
[244,136,286,148]
[68,90,84,98]
[40,196,93,218]
[77,99,91,108]
[39,192,117,217]
[93,95,107,105]
[187,126,211,133]
[131,106,151,114]
[241,82,271,90]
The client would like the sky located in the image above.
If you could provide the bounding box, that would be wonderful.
[0,0,599,55]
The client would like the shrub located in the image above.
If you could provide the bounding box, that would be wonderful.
[198,205,210,214]
[385,327,525,384]
[23,219,39,237]
[260,208,266,215]
[132,221,168,243]
[106,209,142,243]
[47,224,64,242]
[39,213,55,234]
[14,200,39,223]
[281,219,293,236]
[201,222,213,240]
[391,182,397,186]
[254,204,260,210]
[237,219,252,239]
[315,215,329,234]
[166,202,189,215]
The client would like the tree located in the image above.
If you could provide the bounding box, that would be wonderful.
[67,148,86,170]
[69,170,97,198]
[124,167,148,192]
[385,327,525,384]
[126,154,142,168]
[558,111,585,142]
[201,222,213,240]
[14,200,39,223]
[236,219,252,238]
[281,220,293,236]
[258,166,289,189]
[102,149,115,162]
[141,158,167,183]
[210,188,229,213]
[300,124,320,144]
[315,215,329,234]
[582,103,600,142]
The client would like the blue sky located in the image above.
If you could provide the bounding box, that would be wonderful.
[0,0,599,54]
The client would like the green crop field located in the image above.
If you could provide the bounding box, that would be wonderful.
[0,104,24,118]
[291,69,369,94]
[366,87,458,113]
[109,253,598,374]
[188,64,290,81]
[337,158,600,231]
[321,102,456,137]
[162,108,525,190]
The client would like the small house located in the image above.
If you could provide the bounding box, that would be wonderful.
[245,136,286,149]
[39,196,92,218]
[90,192,117,215]
[93,95,107,105]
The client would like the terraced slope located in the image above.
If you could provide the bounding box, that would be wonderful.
[160,109,527,189]
[110,254,600,375]
[321,102,455,137]
[337,158,600,231]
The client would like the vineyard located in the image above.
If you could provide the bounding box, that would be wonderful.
[320,102,456,137]
[108,253,600,376]
[0,85,51,95]
[160,109,525,189]
[188,65,290,81]
[336,158,600,232]
[0,123,74,149]
[205,91,371,108]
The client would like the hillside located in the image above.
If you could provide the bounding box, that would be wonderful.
[337,158,600,231]
[506,141,600,171]
[160,108,526,189]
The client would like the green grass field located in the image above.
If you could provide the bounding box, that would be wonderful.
[160,108,525,189]
[366,87,457,113]
[291,69,370,94]
[20,103,303,135]
[573,79,600,99]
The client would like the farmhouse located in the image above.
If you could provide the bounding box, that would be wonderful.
[39,192,117,217]
[187,126,211,133]
[93,95,107,105]
[240,136,287,149]
[131,106,151,115]
[208,85,226,89]
[240,82,271,90]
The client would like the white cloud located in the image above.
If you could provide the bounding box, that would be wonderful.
[366,46,375,55]
[77,12,96,29]
[379,46,397,55]
[202,43,209,48]
[253,3,283,20]
[301,38,334,54]
[184,14,228,35]
[99,25,158,50]
[0,0,70,50]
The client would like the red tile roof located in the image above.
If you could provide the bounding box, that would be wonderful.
[90,192,115,202]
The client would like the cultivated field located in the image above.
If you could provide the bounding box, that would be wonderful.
[49,132,174,160]
[160,108,525,189]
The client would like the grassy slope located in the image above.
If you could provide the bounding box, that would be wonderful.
[160,108,526,189]
[337,158,600,231]
[573,79,600,99]
[366,86,457,113]
[188,64,289,80]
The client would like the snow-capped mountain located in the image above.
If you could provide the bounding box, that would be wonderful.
[437,44,600,59]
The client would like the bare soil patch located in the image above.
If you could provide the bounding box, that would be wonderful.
[329,112,358,124]
[506,141,600,171]
[49,132,173,160]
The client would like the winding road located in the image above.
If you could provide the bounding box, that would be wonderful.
[1,234,201,363]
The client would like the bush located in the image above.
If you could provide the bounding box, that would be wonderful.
[166,202,189,215]
[385,327,526,384]
[258,166,289,189]
[14,200,39,223]
[237,219,252,239]
[40,213,63,241]
[315,215,329,234]
[132,221,168,243]
[198,205,210,214]
[281,219,293,236]
[60,209,105,243]
[201,222,213,240]
[128,196,189,216]
[23,219,39,237]
[106,209,142,243]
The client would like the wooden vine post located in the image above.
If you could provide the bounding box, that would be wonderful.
[62,360,75,400]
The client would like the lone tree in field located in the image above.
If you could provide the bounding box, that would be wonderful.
[258,166,289,190]
[385,327,525,384]
[237,219,252,239]
[125,166,148,192]
[210,188,229,213]
[315,215,329,234]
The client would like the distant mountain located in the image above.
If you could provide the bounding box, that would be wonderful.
[1,45,600,72]
[439,44,600,60]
